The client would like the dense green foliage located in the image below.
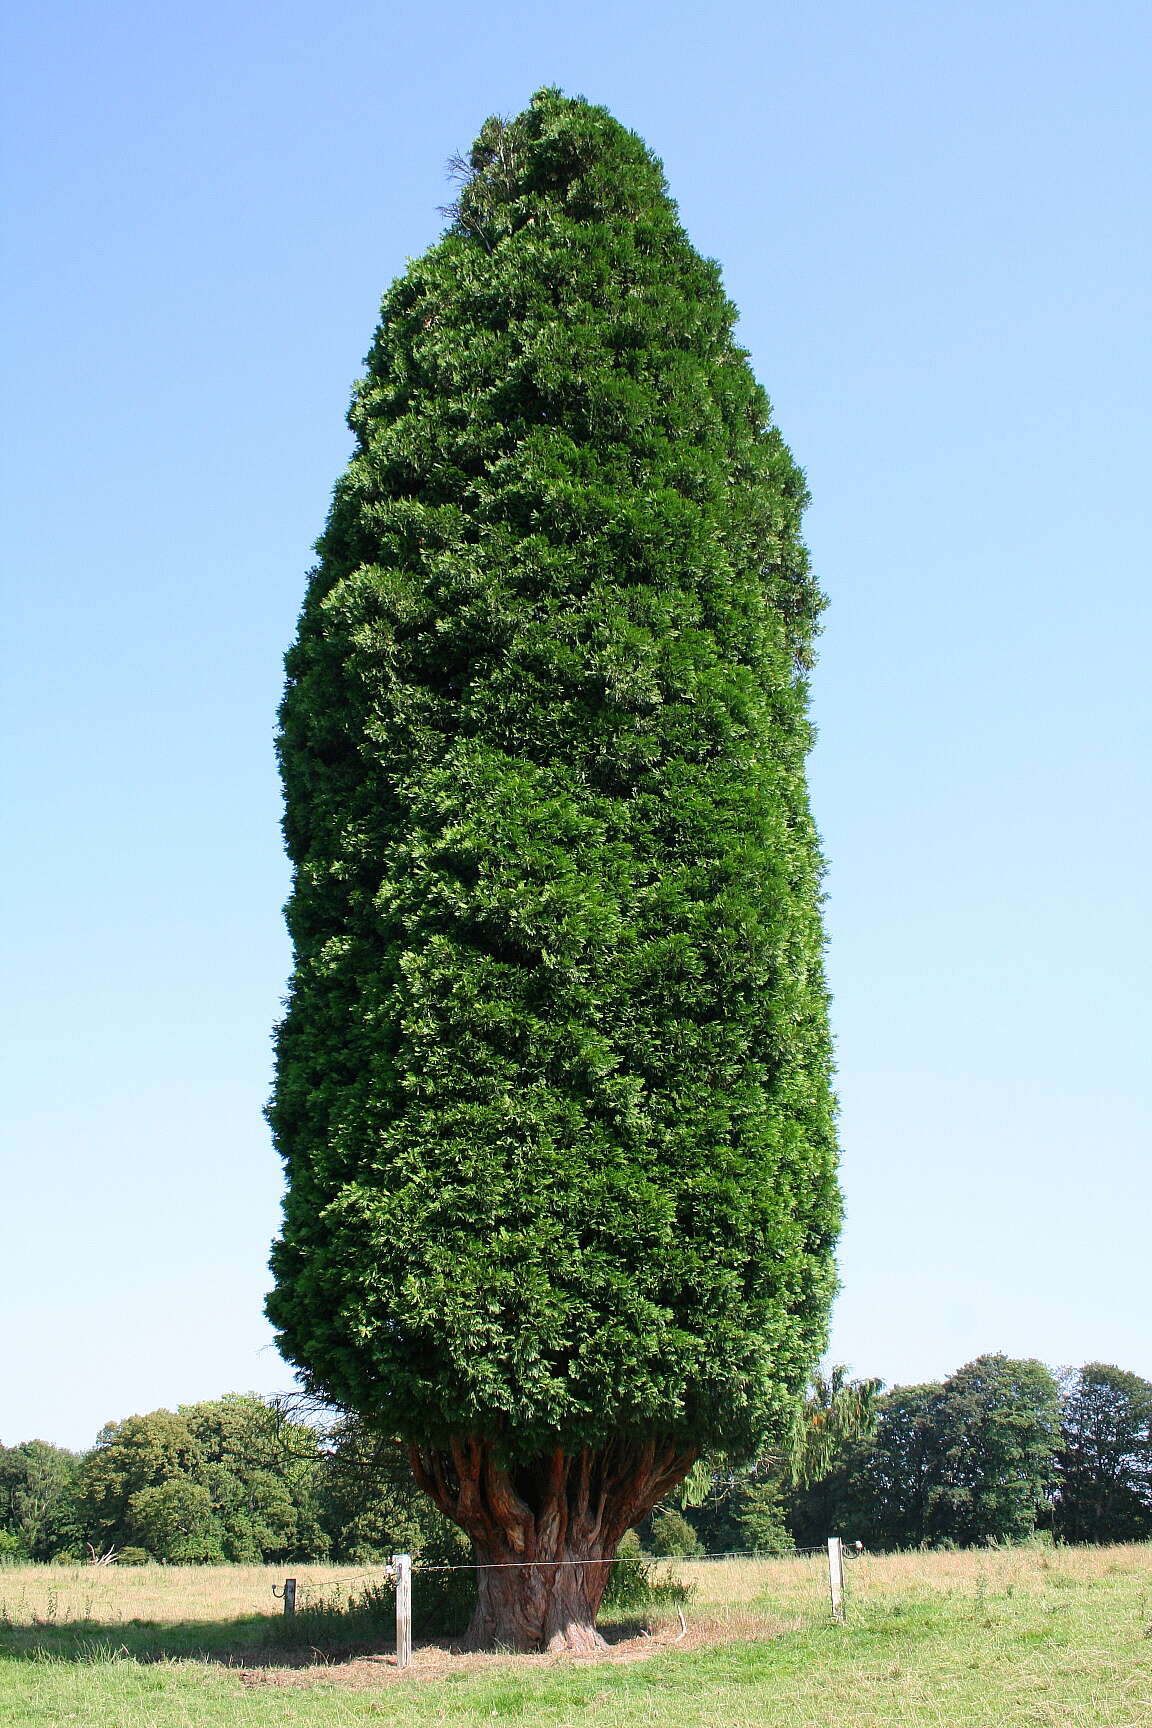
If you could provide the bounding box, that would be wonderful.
[832,1356,1062,1550]
[673,1357,1070,1553]
[789,1366,883,1487]
[0,1442,81,1561]
[927,1356,1063,1545]
[660,1366,878,1554]
[647,1506,705,1557]
[0,1401,494,1568]
[266,88,840,1463]
[71,1397,328,1563]
[783,1364,883,1544]
[1053,1363,1152,1543]
[317,1414,469,1563]
[3,1359,1150,1562]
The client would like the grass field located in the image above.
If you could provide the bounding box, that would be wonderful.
[1,1543,1150,1726]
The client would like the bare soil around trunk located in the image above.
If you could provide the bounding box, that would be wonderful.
[231,1616,749,1690]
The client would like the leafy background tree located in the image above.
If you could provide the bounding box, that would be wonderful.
[789,1366,883,1486]
[926,1355,1061,1546]
[836,1357,1061,1550]
[838,1382,943,1549]
[318,1414,468,1564]
[785,1366,882,1548]
[647,1507,704,1558]
[75,1408,205,1558]
[658,1460,759,1555]
[124,1480,223,1564]
[1053,1363,1152,1543]
[0,1442,81,1561]
[71,1398,328,1563]
[736,1484,795,1555]
[660,1365,879,1554]
[266,86,840,1650]
[184,1395,328,1562]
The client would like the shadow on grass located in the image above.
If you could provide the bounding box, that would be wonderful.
[0,1604,401,1669]
[0,1608,666,1671]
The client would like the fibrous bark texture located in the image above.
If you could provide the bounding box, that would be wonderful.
[410,1437,697,1651]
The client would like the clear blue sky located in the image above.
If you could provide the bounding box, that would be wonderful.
[2,0,1149,1451]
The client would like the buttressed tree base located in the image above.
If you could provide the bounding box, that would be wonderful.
[267,89,841,1653]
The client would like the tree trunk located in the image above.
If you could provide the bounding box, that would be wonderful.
[409,1436,697,1653]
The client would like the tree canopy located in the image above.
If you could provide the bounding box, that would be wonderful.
[73,1397,327,1563]
[266,87,840,1648]
[1054,1363,1152,1543]
[0,1441,80,1562]
[837,1356,1063,1549]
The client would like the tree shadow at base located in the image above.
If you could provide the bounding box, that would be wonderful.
[0,1612,398,1668]
[0,1610,669,1670]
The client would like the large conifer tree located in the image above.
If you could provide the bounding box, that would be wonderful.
[267,89,840,1651]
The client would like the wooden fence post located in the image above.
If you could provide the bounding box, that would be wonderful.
[393,1553,412,1668]
[827,1537,845,1622]
[282,1577,296,1618]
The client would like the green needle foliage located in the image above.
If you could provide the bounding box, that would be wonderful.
[268,88,840,1472]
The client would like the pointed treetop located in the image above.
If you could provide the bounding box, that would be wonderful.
[447,88,677,244]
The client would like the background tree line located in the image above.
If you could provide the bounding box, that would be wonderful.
[670,1358,1152,1557]
[2,1361,1149,1566]
[0,1397,441,1567]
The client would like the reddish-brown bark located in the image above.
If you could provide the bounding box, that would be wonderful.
[409,1436,697,1652]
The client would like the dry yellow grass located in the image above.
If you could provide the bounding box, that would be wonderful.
[686,1539,1152,1610]
[0,1541,1146,1628]
[0,1561,392,1627]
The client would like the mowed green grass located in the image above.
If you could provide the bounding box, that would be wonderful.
[1,1545,1150,1727]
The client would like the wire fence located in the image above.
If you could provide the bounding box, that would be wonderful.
[287,1544,830,1591]
[272,1548,856,1665]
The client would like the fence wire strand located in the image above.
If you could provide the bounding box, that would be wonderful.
[281,1544,830,1597]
